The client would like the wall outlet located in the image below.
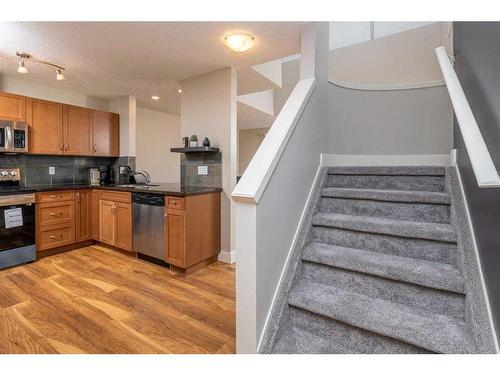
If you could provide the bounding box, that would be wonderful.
[198,165,208,175]
[49,166,55,175]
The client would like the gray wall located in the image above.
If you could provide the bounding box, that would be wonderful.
[454,22,500,338]
[329,84,454,155]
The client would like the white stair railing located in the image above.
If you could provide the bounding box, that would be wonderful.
[436,46,500,187]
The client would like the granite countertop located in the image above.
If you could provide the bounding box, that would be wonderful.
[20,183,222,197]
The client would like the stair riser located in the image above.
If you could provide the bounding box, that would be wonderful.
[326,174,445,192]
[302,262,465,319]
[312,226,457,265]
[319,197,450,223]
[287,306,431,353]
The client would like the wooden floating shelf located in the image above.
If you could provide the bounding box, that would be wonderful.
[170,146,220,153]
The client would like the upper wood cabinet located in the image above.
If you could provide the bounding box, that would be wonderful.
[63,105,93,156]
[0,92,26,122]
[93,110,119,157]
[26,98,64,155]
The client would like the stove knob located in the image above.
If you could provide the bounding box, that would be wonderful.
[0,171,8,177]
[9,171,17,176]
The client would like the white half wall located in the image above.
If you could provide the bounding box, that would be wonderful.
[0,75,109,110]
[110,96,137,157]
[181,67,237,257]
[136,107,181,183]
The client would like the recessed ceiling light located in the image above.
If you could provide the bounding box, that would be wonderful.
[17,60,28,74]
[151,96,160,100]
[224,33,255,52]
[178,89,182,93]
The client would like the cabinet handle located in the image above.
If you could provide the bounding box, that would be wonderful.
[64,144,69,151]
[49,234,62,240]
[49,212,62,217]
[93,144,97,153]
[164,212,167,219]
[76,192,80,201]
[59,143,63,151]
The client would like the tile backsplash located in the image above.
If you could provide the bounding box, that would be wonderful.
[180,152,222,188]
[0,154,116,187]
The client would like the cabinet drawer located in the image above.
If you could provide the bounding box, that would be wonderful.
[37,201,75,227]
[100,190,131,204]
[166,196,185,210]
[36,190,75,203]
[37,223,75,251]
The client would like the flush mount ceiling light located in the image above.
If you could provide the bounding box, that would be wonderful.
[151,96,160,100]
[223,33,255,52]
[0,51,66,81]
[178,89,182,93]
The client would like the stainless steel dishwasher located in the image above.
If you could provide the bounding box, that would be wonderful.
[132,193,165,260]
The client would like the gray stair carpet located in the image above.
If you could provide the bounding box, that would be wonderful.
[268,166,485,354]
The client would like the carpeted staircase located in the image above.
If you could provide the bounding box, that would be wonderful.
[267,166,493,353]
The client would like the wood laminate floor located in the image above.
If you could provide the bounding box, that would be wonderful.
[0,245,235,354]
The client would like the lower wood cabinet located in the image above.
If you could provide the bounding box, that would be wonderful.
[91,189,100,240]
[98,192,132,252]
[75,190,92,242]
[165,192,221,273]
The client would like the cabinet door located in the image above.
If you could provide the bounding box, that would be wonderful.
[63,105,93,156]
[93,110,119,157]
[91,190,100,240]
[27,98,63,154]
[114,202,132,251]
[75,190,92,242]
[166,208,185,267]
[0,92,26,121]
[99,199,115,246]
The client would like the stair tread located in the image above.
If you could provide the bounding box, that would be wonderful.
[312,213,457,242]
[272,325,356,354]
[322,187,450,204]
[302,242,464,293]
[288,279,474,353]
[327,166,446,176]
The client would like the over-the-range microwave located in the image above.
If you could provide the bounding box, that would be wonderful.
[0,121,28,153]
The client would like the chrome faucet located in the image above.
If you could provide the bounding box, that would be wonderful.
[135,170,151,185]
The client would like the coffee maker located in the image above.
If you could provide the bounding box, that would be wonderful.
[98,165,113,186]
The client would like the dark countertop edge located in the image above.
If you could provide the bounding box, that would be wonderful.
[19,185,222,197]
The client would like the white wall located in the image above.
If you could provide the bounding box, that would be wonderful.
[0,75,109,110]
[238,128,267,175]
[181,67,237,260]
[109,96,136,157]
[136,107,181,183]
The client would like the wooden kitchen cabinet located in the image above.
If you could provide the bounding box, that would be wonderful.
[165,192,221,274]
[93,110,119,157]
[75,189,92,242]
[27,98,64,154]
[0,92,26,121]
[99,192,132,251]
[63,105,93,155]
[91,190,100,240]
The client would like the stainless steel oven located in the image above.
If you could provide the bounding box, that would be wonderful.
[0,168,36,269]
[0,121,29,153]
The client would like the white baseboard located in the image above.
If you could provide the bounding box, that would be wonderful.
[455,163,500,353]
[321,153,451,167]
[218,250,236,264]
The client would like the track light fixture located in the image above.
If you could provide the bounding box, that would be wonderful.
[0,51,66,81]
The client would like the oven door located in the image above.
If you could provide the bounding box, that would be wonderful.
[0,194,36,252]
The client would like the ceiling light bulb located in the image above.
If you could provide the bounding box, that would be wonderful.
[178,89,182,93]
[17,60,27,74]
[56,68,65,80]
[224,33,255,52]
[151,96,160,100]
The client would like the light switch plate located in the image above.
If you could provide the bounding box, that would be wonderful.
[198,165,208,175]
[49,167,55,175]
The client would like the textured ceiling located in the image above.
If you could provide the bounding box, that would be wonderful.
[0,22,303,115]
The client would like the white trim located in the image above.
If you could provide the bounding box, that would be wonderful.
[281,53,300,64]
[450,148,457,167]
[320,153,451,167]
[454,163,500,353]
[217,250,236,264]
[256,157,323,352]
[232,77,316,204]
[436,46,500,188]
[328,79,445,91]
